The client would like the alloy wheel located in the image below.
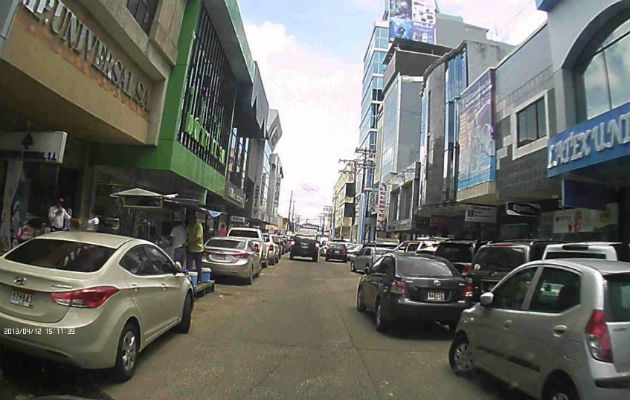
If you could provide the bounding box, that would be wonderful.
[121,330,138,373]
[453,342,473,372]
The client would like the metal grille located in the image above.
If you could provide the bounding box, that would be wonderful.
[178,6,236,174]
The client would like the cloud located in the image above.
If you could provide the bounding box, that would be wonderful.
[347,0,384,12]
[245,22,362,223]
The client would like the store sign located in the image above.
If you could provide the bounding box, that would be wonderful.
[22,0,151,109]
[182,86,226,164]
[465,205,497,224]
[377,183,388,231]
[505,202,541,217]
[553,203,618,234]
[0,131,66,164]
[547,102,630,177]
[230,216,247,223]
[458,70,496,190]
[253,184,260,208]
[224,182,245,208]
[562,179,607,210]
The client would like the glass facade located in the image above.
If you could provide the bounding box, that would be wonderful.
[227,128,249,189]
[381,78,399,177]
[575,19,630,122]
[261,142,272,213]
[443,50,467,201]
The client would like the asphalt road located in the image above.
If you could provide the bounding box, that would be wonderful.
[1,256,530,400]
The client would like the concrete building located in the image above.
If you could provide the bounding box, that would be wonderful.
[267,153,284,228]
[333,163,356,240]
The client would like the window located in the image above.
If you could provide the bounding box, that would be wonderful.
[397,258,455,277]
[207,239,246,249]
[126,0,159,34]
[5,239,115,272]
[517,98,547,147]
[575,19,630,121]
[228,229,259,238]
[492,268,538,310]
[606,274,630,322]
[364,248,372,256]
[381,256,395,275]
[482,247,527,272]
[530,268,581,313]
[371,257,384,273]
[145,245,174,275]
[120,246,149,276]
[435,244,473,263]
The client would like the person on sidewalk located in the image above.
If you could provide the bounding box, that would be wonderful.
[48,198,71,232]
[169,219,187,265]
[184,213,204,277]
[216,223,228,237]
[86,208,100,232]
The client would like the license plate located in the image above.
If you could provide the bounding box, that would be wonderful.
[334,250,339,254]
[10,289,34,308]
[301,244,308,248]
[426,291,445,301]
[213,254,226,260]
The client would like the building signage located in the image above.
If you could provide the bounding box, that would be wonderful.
[553,203,618,234]
[465,205,497,224]
[458,70,496,191]
[505,202,541,217]
[21,0,151,110]
[562,179,607,211]
[0,131,66,164]
[377,183,388,231]
[224,182,245,208]
[230,216,247,223]
[430,215,449,228]
[389,0,436,44]
[547,102,630,177]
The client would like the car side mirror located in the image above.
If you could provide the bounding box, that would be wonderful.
[480,292,494,307]
[174,261,183,274]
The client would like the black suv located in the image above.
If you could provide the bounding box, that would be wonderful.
[470,240,561,299]
[434,240,487,276]
[289,235,320,261]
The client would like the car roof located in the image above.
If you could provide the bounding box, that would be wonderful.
[35,231,135,249]
[546,242,623,248]
[529,259,630,275]
[231,227,259,231]
[439,240,476,245]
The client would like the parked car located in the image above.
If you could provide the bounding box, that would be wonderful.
[289,235,320,261]
[394,241,421,253]
[415,239,441,255]
[347,244,363,262]
[543,242,630,261]
[450,259,630,400]
[271,234,286,259]
[325,242,349,262]
[470,240,561,299]
[356,254,474,332]
[0,232,193,381]
[435,240,488,276]
[351,247,391,272]
[203,237,261,284]
[227,228,266,266]
[263,233,279,265]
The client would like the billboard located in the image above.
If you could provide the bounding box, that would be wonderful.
[458,70,496,191]
[389,0,436,44]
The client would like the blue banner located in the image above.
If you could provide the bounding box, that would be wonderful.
[547,102,630,177]
[389,0,436,44]
[458,70,496,191]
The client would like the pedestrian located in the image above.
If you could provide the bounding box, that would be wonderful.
[217,223,228,237]
[169,218,187,265]
[48,198,71,232]
[86,207,100,232]
[184,213,204,277]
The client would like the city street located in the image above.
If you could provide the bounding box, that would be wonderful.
[2,256,529,400]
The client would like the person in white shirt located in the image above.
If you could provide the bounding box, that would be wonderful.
[48,198,71,232]
[86,208,100,232]
[169,220,187,264]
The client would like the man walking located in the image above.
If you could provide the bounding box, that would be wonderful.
[184,213,204,277]
[48,198,71,232]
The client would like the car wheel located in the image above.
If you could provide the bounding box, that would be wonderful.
[544,375,579,400]
[111,322,139,382]
[449,334,474,377]
[175,293,193,334]
[356,288,366,312]
[246,267,253,285]
[375,300,389,332]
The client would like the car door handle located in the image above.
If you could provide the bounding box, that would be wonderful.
[553,325,567,336]
[503,320,513,329]
[161,283,167,291]
[131,284,139,292]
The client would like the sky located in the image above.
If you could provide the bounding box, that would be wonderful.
[238,0,547,225]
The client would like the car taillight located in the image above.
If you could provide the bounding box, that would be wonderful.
[342,248,348,255]
[391,281,409,298]
[585,310,613,363]
[233,253,250,259]
[50,286,119,308]
[327,248,332,254]
[461,264,472,276]
[461,283,475,299]
[315,243,320,248]
[269,244,274,251]
[290,240,295,247]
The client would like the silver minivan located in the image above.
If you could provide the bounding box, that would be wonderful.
[449,259,630,400]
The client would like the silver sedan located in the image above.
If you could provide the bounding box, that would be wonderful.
[203,237,262,284]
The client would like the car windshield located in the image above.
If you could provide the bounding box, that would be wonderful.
[435,244,472,262]
[545,251,607,259]
[396,258,455,277]
[407,243,420,251]
[4,239,115,272]
[606,274,630,322]
[206,239,246,250]
[229,230,259,238]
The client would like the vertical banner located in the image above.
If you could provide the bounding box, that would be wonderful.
[0,159,23,252]
[389,0,436,44]
[458,70,496,191]
[377,183,388,230]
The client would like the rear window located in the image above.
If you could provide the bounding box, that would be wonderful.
[229,230,259,238]
[206,239,246,250]
[407,243,419,252]
[606,274,630,322]
[396,258,455,277]
[4,239,115,272]
[435,244,473,263]
[375,249,390,255]
[330,243,346,249]
[545,251,607,260]
[480,246,527,272]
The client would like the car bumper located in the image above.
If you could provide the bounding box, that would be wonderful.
[325,254,347,261]
[578,376,630,400]
[0,301,132,369]
[203,259,252,278]
[291,249,318,257]
[385,298,470,322]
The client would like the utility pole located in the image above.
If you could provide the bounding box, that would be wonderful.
[339,147,376,243]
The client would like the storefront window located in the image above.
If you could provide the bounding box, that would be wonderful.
[575,18,630,121]
[126,0,159,34]
[517,98,547,147]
